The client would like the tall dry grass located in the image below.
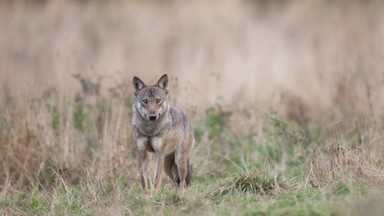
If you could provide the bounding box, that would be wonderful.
[1,1,383,116]
[1,0,384,197]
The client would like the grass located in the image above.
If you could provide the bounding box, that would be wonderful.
[0,171,373,215]
[1,86,383,215]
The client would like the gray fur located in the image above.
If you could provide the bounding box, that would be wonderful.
[132,74,194,195]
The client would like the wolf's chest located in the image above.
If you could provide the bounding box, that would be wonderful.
[138,136,168,153]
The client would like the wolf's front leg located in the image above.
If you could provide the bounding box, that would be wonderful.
[153,152,164,192]
[137,137,150,195]
[138,149,149,195]
[151,137,165,192]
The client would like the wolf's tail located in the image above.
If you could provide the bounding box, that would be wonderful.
[173,159,193,186]
[186,160,192,186]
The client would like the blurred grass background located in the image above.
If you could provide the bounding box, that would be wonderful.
[1,0,384,215]
[1,0,383,117]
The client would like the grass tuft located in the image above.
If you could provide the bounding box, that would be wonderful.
[209,170,286,199]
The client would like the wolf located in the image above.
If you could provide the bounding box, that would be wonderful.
[132,74,194,195]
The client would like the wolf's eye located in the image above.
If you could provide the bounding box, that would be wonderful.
[156,98,162,104]
[142,99,148,104]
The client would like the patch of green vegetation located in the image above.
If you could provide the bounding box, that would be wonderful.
[73,102,86,131]
[50,105,60,131]
[51,185,85,215]
[332,181,351,195]
[193,126,204,143]
[205,107,227,140]
[0,117,10,133]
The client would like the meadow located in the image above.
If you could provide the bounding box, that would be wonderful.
[1,1,384,215]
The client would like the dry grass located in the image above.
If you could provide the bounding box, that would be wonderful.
[208,170,287,199]
[1,1,384,116]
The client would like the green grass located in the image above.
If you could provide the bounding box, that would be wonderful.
[0,175,371,215]
[0,143,380,215]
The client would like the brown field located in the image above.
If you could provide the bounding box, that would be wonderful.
[1,1,384,215]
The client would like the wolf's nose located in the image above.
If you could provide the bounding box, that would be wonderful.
[149,114,157,121]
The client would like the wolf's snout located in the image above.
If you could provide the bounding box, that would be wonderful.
[149,114,157,121]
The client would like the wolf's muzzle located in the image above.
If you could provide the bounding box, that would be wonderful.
[149,114,157,121]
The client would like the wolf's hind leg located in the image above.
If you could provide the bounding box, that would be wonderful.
[176,157,188,194]
[164,152,180,189]
[164,153,174,180]
[171,163,180,186]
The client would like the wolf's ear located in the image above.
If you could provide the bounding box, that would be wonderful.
[133,76,146,95]
[156,74,169,92]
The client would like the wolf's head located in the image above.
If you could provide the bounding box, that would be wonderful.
[132,74,169,121]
